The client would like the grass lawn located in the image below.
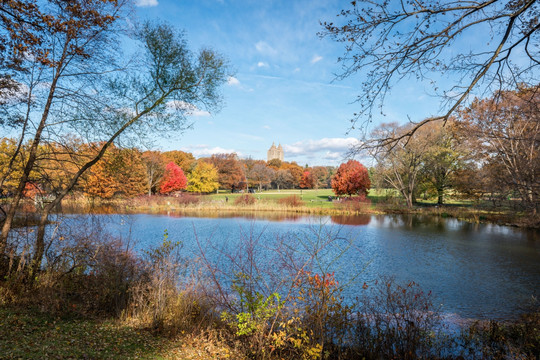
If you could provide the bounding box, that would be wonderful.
[208,188,337,208]
[0,306,236,360]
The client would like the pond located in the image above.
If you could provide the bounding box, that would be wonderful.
[62,212,540,322]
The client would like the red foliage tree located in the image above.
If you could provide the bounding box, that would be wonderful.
[331,160,371,197]
[159,162,187,194]
[300,170,315,189]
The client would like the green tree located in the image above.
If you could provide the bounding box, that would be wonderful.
[418,122,465,204]
[187,162,220,193]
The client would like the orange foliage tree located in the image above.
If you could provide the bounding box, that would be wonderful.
[300,170,315,189]
[207,153,245,190]
[159,162,187,194]
[331,160,371,197]
[85,148,148,199]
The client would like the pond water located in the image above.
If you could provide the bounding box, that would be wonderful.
[63,212,540,322]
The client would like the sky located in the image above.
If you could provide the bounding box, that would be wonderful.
[132,0,444,166]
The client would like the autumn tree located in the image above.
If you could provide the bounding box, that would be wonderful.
[370,123,430,208]
[159,162,187,194]
[312,166,330,189]
[331,160,371,197]
[273,169,294,191]
[187,162,219,193]
[267,158,282,169]
[0,138,24,195]
[141,151,166,195]
[207,153,245,190]
[456,86,539,212]
[248,163,275,192]
[84,147,148,199]
[300,170,315,189]
[281,162,303,188]
[162,150,195,174]
[0,12,231,278]
[321,0,539,147]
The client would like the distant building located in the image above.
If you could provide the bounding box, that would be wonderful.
[267,142,284,162]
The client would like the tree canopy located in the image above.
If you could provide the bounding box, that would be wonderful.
[331,160,371,197]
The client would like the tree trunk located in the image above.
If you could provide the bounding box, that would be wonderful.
[437,188,444,205]
[28,210,50,281]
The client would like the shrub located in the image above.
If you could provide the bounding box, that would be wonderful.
[277,195,304,207]
[336,195,371,212]
[234,194,256,206]
[352,277,445,359]
[461,302,540,359]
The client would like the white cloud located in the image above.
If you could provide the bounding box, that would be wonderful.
[283,137,360,157]
[166,100,210,117]
[227,76,240,86]
[257,61,269,68]
[181,145,241,158]
[323,151,342,160]
[135,0,158,7]
[263,125,271,130]
[293,67,301,73]
[255,41,277,56]
[311,55,323,64]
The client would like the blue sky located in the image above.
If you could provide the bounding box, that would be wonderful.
[134,0,442,166]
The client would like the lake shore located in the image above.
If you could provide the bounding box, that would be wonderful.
[54,190,539,229]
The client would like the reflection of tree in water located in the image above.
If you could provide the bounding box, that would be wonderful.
[330,214,371,226]
[158,211,305,223]
[373,214,449,231]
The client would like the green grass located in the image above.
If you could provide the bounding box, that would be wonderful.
[208,188,337,208]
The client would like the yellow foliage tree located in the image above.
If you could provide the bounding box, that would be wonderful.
[187,161,219,193]
[0,138,24,194]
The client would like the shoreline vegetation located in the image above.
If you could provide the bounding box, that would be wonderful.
[2,189,539,359]
[49,188,539,229]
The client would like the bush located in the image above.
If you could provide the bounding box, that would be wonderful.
[461,302,540,359]
[352,277,445,359]
[277,195,303,207]
[174,192,200,205]
[234,194,256,206]
[336,195,371,212]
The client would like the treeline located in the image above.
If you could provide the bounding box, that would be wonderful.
[368,86,539,213]
[0,142,337,199]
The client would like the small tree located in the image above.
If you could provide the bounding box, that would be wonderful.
[187,162,219,193]
[331,160,370,197]
[159,162,187,194]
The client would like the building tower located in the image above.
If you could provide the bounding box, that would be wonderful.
[267,142,284,162]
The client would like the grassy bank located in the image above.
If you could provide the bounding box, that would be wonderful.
[0,306,240,360]
[56,188,539,228]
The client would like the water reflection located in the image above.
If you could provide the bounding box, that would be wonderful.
[331,214,371,226]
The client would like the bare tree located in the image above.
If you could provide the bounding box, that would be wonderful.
[371,123,431,208]
[0,10,231,278]
[321,0,539,147]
